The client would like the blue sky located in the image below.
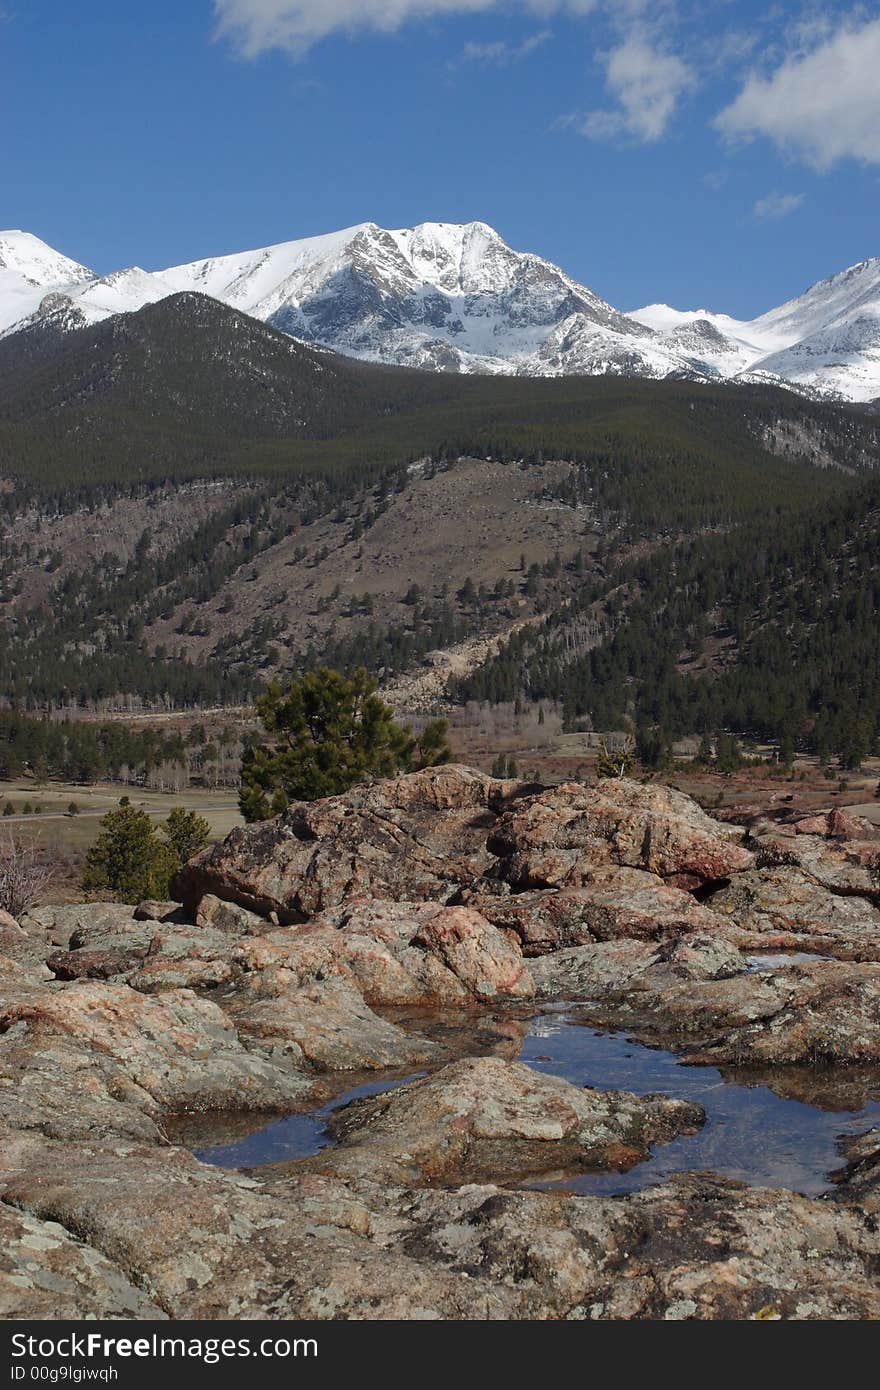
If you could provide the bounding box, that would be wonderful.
[1,1,878,316]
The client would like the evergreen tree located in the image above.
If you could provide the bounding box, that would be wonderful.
[239,666,451,821]
[778,733,796,770]
[695,733,713,767]
[82,807,176,904]
[636,725,673,771]
[164,808,211,868]
[715,733,743,775]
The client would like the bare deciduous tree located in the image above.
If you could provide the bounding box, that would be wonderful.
[0,832,54,919]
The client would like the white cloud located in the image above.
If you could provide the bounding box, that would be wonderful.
[579,32,695,142]
[753,191,804,220]
[214,1,596,57]
[457,28,552,65]
[716,16,880,168]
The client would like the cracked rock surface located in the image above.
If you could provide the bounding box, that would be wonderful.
[3,767,880,1319]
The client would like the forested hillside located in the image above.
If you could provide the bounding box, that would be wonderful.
[457,472,880,764]
[1,292,878,749]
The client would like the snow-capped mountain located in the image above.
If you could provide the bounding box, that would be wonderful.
[158,220,704,378]
[631,258,880,401]
[0,223,714,382]
[0,231,94,334]
[2,222,880,399]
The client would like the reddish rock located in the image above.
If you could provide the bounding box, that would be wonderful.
[489,779,754,892]
[686,959,880,1066]
[307,1056,704,1186]
[20,903,141,949]
[832,1128,880,1212]
[172,765,511,920]
[0,1201,164,1319]
[133,900,181,922]
[399,1174,880,1320]
[409,904,534,1000]
[232,978,439,1071]
[792,809,876,841]
[47,947,141,981]
[0,982,319,1116]
[465,868,732,956]
[753,832,880,904]
[195,893,268,934]
[0,1135,518,1320]
[234,898,533,1008]
[709,866,880,961]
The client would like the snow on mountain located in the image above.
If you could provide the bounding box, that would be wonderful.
[73,266,179,322]
[1,223,879,399]
[742,260,880,401]
[0,231,95,334]
[630,259,880,401]
[157,220,690,379]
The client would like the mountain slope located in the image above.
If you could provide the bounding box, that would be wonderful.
[159,220,700,378]
[0,231,94,334]
[2,289,878,506]
[459,468,880,766]
[0,291,431,437]
[4,223,880,398]
[632,258,880,402]
[0,290,876,717]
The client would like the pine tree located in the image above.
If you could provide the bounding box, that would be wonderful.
[239,666,451,821]
[164,808,211,867]
[82,806,176,904]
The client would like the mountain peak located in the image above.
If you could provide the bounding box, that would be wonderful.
[2,223,879,399]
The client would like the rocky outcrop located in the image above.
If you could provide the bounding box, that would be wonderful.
[234,900,534,1008]
[0,1201,164,1320]
[832,1128,880,1212]
[20,902,141,948]
[304,1056,704,1186]
[752,829,880,905]
[685,958,880,1065]
[710,866,880,960]
[790,809,876,841]
[465,867,732,955]
[392,1174,880,1319]
[5,768,880,1321]
[194,893,269,935]
[488,780,754,892]
[531,940,880,1064]
[0,1132,520,1320]
[0,982,320,1125]
[232,978,439,1072]
[172,766,514,920]
[5,1129,879,1320]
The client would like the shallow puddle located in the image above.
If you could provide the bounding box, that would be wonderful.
[520,1012,880,1196]
[189,1072,427,1167]
[192,1008,880,1195]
